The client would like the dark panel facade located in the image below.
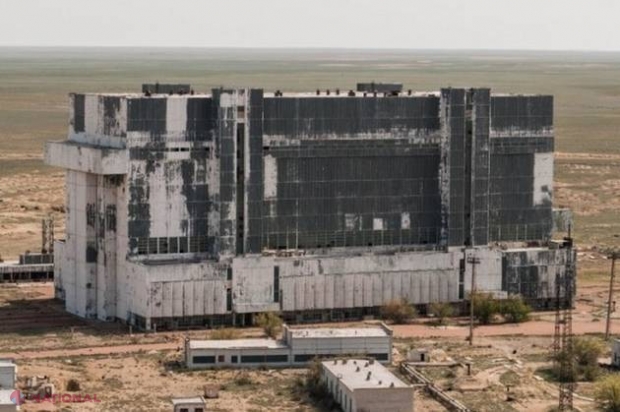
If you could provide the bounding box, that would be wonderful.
[441,88,466,247]
[262,141,441,250]
[470,88,490,246]
[246,89,265,253]
[72,94,85,133]
[491,95,553,132]
[263,96,440,139]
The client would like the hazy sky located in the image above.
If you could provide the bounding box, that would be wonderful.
[1,0,619,50]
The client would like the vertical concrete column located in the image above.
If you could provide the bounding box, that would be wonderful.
[96,175,120,320]
[73,171,98,318]
[213,89,241,256]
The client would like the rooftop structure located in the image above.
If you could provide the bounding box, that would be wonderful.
[45,83,574,330]
[322,359,413,412]
[171,396,206,412]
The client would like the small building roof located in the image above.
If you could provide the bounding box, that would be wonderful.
[0,389,16,405]
[322,359,409,390]
[171,396,206,405]
[189,338,287,350]
[0,360,15,368]
[290,327,389,339]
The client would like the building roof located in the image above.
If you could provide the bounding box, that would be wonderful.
[290,326,389,339]
[189,338,287,350]
[0,389,16,406]
[0,360,15,369]
[171,396,206,405]
[322,359,409,390]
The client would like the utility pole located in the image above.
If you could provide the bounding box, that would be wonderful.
[605,250,619,340]
[468,253,481,346]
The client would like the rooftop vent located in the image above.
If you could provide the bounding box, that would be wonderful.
[142,83,191,95]
[356,82,403,94]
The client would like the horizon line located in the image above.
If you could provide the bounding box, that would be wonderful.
[1,45,620,54]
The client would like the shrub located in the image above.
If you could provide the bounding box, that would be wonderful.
[573,336,604,381]
[256,312,283,339]
[234,372,254,386]
[552,336,604,382]
[66,379,81,392]
[380,299,417,324]
[500,295,531,323]
[472,292,498,325]
[210,328,241,340]
[429,302,454,325]
[596,375,620,412]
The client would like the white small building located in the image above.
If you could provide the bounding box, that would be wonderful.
[0,389,18,412]
[171,396,206,412]
[0,360,16,390]
[321,359,414,412]
[186,339,290,368]
[186,323,393,369]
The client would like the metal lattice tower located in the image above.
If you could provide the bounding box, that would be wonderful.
[554,238,575,411]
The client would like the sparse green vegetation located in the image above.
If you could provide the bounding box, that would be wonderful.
[596,375,620,412]
[210,328,241,340]
[380,299,417,324]
[499,296,532,324]
[472,292,499,325]
[255,312,283,339]
[429,302,454,325]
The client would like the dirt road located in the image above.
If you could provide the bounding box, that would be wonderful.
[0,341,181,360]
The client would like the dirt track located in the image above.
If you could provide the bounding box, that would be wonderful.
[0,341,181,361]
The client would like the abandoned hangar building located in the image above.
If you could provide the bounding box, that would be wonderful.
[45,83,575,330]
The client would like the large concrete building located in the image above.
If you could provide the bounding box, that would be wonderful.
[45,84,575,330]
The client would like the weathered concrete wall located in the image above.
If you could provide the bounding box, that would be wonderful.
[45,141,127,175]
[354,387,414,412]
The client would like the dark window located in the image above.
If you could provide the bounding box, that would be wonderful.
[265,355,288,363]
[231,355,238,363]
[148,238,158,254]
[241,355,265,363]
[159,237,169,254]
[137,238,148,255]
[193,356,215,364]
[273,266,280,303]
[105,205,117,231]
[86,244,97,263]
[179,237,188,253]
[459,284,465,300]
[180,409,188,412]
[294,354,316,363]
[196,409,204,412]
[369,353,389,361]
[218,355,225,363]
[226,289,232,312]
[169,237,179,254]
[227,267,233,281]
